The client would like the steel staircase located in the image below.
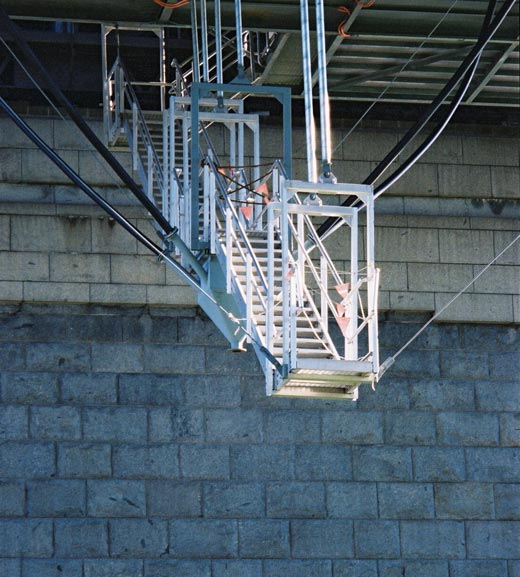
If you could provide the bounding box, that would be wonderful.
[103,51,381,400]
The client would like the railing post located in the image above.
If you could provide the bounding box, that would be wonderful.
[132,103,138,171]
[346,209,359,360]
[246,253,252,343]
[226,208,232,294]
[209,169,216,254]
[169,96,176,229]
[203,163,210,242]
[162,107,169,218]
[365,190,378,371]
[280,175,291,370]
[321,255,328,335]
[147,144,153,199]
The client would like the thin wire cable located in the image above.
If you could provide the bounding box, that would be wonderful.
[382,231,520,371]
[333,0,460,155]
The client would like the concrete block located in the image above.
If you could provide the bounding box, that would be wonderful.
[0,343,25,370]
[267,482,326,519]
[333,560,377,577]
[88,480,145,517]
[439,229,494,264]
[0,116,53,148]
[357,378,410,410]
[495,484,520,520]
[500,414,520,447]
[24,281,90,304]
[409,379,475,411]
[376,227,439,263]
[466,448,519,482]
[21,560,83,577]
[110,519,168,557]
[177,315,227,346]
[378,262,408,292]
[232,446,294,481]
[111,254,166,285]
[408,263,474,292]
[143,344,205,374]
[263,410,319,444]
[0,519,53,557]
[123,314,178,344]
[264,560,332,577]
[384,349,440,379]
[489,352,520,380]
[494,230,520,266]
[185,375,242,408]
[389,291,435,312]
[436,412,498,446]
[90,283,147,305]
[91,343,144,373]
[291,520,353,558]
[0,406,28,439]
[170,519,238,558]
[53,118,103,149]
[84,559,143,577]
[401,520,465,559]
[441,351,490,381]
[180,445,229,480]
[147,481,201,517]
[91,216,138,254]
[146,284,198,306]
[66,313,123,342]
[61,373,117,404]
[27,480,86,517]
[474,264,520,295]
[58,443,111,478]
[144,560,209,577]
[322,411,383,445]
[0,251,49,281]
[384,412,436,445]
[434,483,494,520]
[0,441,55,478]
[389,163,439,197]
[30,406,81,440]
[25,342,89,372]
[438,164,491,198]
[295,446,351,481]
[119,374,184,406]
[204,482,264,518]
[380,560,448,577]
[78,150,131,186]
[113,445,179,479]
[50,253,110,283]
[152,408,203,442]
[467,521,520,559]
[435,292,514,323]
[326,482,377,519]
[378,483,434,519]
[55,519,108,557]
[21,149,79,184]
[353,520,400,558]
[204,347,260,377]
[353,446,412,481]
[0,149,22,181]
[340,131,399,162]
[0,280,23,301]
[424,133,463,164]
[83,407,147,442]
[206,409,263,443]
[11,214,90,252]
[1,371,58,404]
[0,481,25,516]
[212,560,262,577]
[462,135,520,167]
[238,519,289,558]
[449,560,509,577]
[476,381,520,412]
[413,447,465,482]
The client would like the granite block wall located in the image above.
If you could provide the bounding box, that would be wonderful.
[0,304,519,576]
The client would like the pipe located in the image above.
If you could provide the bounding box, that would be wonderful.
[235,0,245,73]
[0,6,175,236]
[190,0,201,83]
[200,0,209,82]
[215,0,224,84]
[316,0,516,239]
[300,0,318,183]
[0,94,201,292]
[315,0,333,177]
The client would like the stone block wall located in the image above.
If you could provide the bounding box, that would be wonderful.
[0,304,519,576]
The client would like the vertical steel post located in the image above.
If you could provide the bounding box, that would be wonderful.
[200,0,209,82]
[315,0,333,177]
[300,0,318,183]
[159,28,167,111]
[191,0,201,83]
[234,0,245,73]
[101,25,110,143]
[347,210,358,360]
[215,0,224,85]
[162,107,169,217]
